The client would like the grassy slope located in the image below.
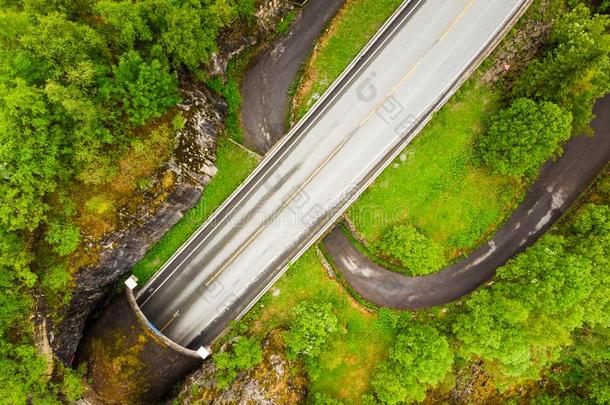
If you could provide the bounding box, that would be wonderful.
[242,250,394,402]
[347,82,524,261]
[292,0,404,121]
[132,137,259,283]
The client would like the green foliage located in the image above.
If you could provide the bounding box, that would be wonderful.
[102,50,180,125]
[453,202,610,386]
[285,301,338,359]
[371,324,453,404]
[45,220,81,256]
[453,236,588,383]
[205,53,249,142]
[59,364,86,402]
[213,336,263,389]
[549,327,610,404]
[172,112,186,131]
[276,9,298,36]
[0,1,257,402]
[95,0,152,49]
[0,342,52,404]
[41,265,71,295]
[477,98,572,176]
[513,4,610,130]
[233,0,256,19]
[376,224,445,276]
[311,392,345,405]
[0,80,63,231]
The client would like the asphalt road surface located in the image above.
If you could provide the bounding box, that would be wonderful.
[324,95,610,308]
[241,0,345,153]
[136,0,528,349]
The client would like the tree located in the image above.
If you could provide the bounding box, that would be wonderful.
[569,204,610,327]
[376,224,444,276]
[513,4,610,130]
[372,324,453,404]
[285,301,338,358]
[101,50,179,126]
[542,327,610,404]
[45,220,81,256]
[95,0,152,50]
[453,234,594,385]
[147,0,233,71]
[477,98,572,177]
[0,80,60,231]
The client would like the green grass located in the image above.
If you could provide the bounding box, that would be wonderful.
[290,0,530,266]
[276,9,298,36]
[347,82,524,261]
[242,249,394,403]
[293,0,403,120]
[132,137,259,283]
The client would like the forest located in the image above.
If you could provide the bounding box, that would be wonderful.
[0,0,254,401]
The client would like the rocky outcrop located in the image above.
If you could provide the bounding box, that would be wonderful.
[174,332,307,405]
[51,87,227,363]
[50,0,294,367]
[204,0,294,80]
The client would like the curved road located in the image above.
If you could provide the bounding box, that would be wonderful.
[324,95,610,308]
[240,0,610,309]
[137,0,529,349]
[242,0,345,153]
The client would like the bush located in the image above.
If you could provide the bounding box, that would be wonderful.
[45,220,81,256]
[102,50,180,126]
[371,324,454,404]
[213,336,263,389]
[376,225,444,276]
[476,98,572,177]
[512,4,610,130]
[285,301,338,358]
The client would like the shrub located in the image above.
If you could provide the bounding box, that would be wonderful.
[213,336,263,389]
[371,324,454,404]
[102,50,180,126]
[45,220,81,256]
[285,301,338,358]
[512,4,610,130]
[376,225,444,276]
[476,98,572,177]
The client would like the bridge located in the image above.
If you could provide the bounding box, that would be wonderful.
[80,0,531,402]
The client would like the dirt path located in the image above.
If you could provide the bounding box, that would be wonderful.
[323,95,610,308]
[241,0,345,153]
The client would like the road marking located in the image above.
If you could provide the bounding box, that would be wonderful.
[204,0,475,287]
[204,136,351,286]
[201,0,477,288]
[138,0,425,307]
[440,0,475,40]
[143,0,481,318]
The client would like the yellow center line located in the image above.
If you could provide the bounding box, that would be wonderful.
[204,137,351,286]
[359,59,423,126]
[440,0,475,40]
[202,0,476,288]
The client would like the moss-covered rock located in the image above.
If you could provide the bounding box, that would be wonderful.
[175,331,307,404]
